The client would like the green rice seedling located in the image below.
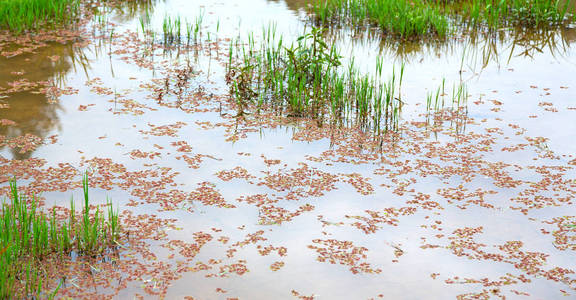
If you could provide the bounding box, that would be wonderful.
[426,85,441,111]
[107,198,119,242]
[0,0,79,33]
[162,15,182,45]
[227,26,405,133]
[312,0,574,39]
[0,175,121,298]
[398,62,405,102]
[456,0,571,29]
[139,14,150,36]
[48,280,62,300]
[375,55,385,78]
[157,11,205,47]
[1,181,51,298]
[186,21,193,45]
[426,80,468,111]
[312,0,449,39]
[451,81,468,109]
[192,9,205,44]
[77,172,117,255]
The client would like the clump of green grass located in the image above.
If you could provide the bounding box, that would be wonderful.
[0,0,80,33]
[0,174,120,298]
[138,11,205,48]
[227,26,404,133]
[162,15,183,45]
[460,0,571,29]
[313,0,450,38]
[426,79,469,111]
[312,0,573,39]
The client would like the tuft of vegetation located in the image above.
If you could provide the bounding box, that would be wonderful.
[313,0,449,38]
[459,0,571,29]
[312,0,573,39]
[426,79,469,112]
[0,174,120,298]
[138,11,206,48]
[0,0,80,33]
[226,26,404,133]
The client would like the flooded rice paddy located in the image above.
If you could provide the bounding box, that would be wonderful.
[1,0,576,298]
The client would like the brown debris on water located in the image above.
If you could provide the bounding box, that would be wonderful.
[308,239,382,274]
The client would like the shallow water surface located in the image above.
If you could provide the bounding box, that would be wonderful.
[1,0,576,299]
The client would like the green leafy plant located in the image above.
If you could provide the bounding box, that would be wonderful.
[227,26,404,133]
[0,174,120,298]
[0,0,80,33]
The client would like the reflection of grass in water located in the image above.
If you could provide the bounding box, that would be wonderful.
[109,0,157,21]
[312,0,574,39]
[136,10,206,47]
[426,79,468,112]
[227,26,404,134]
[92,0,162,34]
[0,174,119,298]
[0,41,90,160]
[0,0,79,33]
[325,25,573,73]
[456,27,574,74]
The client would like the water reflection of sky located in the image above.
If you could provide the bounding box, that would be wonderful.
[1,0,576,298]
